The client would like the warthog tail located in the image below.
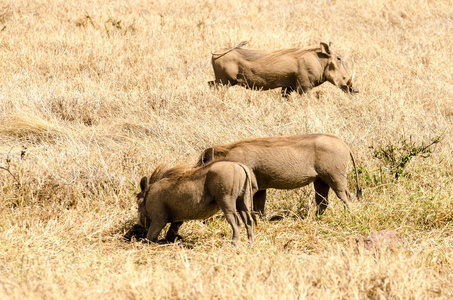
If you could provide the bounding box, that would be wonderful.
[349,152,363,200]
[211,41,248,58]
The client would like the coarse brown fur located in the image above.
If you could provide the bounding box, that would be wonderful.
[196,134,362,217]
[208,42,358,97]
[137,160,256,245]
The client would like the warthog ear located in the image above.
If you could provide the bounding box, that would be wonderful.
[139,176,148,192]
[320,42,331,55]
[201,147,215,165]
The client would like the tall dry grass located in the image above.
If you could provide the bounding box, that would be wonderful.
[1,0,452,299]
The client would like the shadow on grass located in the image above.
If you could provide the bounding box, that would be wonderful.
[123,223,147,241]
[121,222,197,248]
[266,209,309,221]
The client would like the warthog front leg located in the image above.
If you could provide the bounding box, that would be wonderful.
[208,79,238,89]
[146,218,167,242]
[253,190,267,218]
[281,87,294,98]
[165,221,184,242]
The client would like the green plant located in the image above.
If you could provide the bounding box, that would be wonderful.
[372,136,441,180]
[356,166,383,186]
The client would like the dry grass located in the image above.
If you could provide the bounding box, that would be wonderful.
[1,0,453,298]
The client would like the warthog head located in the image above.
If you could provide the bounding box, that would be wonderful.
[320,42,358,94]
[137,176,151,229]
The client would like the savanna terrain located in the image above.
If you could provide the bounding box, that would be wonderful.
[1,0,452,299]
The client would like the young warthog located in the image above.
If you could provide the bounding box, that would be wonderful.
[209,41,358,97]
[196,134,362,217]
[137,161,256,245]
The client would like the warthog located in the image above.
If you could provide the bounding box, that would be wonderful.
[208,41,358,97]
[196,134,362,217]
[137,161,256,245]
[362,230,403,252]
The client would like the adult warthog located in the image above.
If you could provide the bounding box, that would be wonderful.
[137,161,256,245]
[196,134,362,217]
[208,41,358,97]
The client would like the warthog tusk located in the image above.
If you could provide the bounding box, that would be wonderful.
[349,71,356,87]
[350,60,356,86]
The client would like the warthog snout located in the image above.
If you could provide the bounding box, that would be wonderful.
[343,78,359,94]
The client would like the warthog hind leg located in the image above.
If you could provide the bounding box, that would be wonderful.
[224,213,241,246]
[319,176,354,213]
[237,210,254,245]
[334,189,354,211]
[216,196,242,245]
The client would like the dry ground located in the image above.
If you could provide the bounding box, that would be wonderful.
[1,0,452,299]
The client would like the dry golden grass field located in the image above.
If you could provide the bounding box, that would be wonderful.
[1,0,452,299]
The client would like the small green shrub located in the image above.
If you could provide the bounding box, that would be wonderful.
[372,136,441,180]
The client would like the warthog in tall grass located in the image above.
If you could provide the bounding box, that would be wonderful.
[208,41,358,97]
[196,134,362,217]
[363,230,403,252]
[137,161,256,245]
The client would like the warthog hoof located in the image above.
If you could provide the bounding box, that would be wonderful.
[166,234,184,243]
